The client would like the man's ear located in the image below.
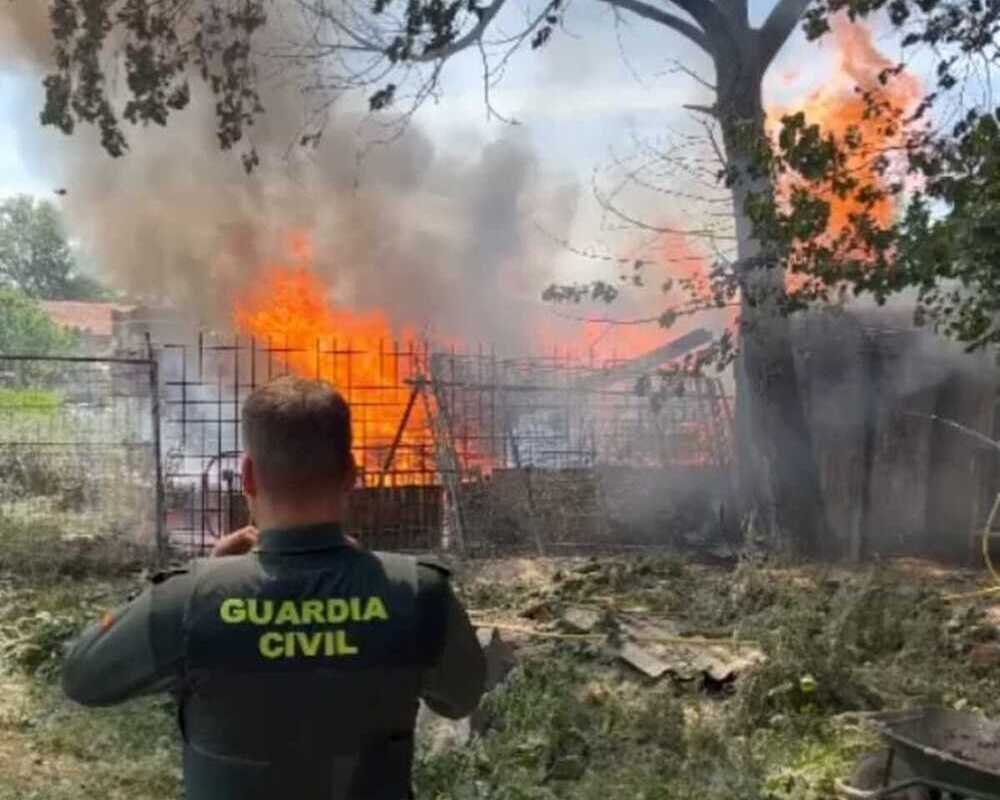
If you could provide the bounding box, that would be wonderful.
[344,453,358,491]
[242,454,258,499]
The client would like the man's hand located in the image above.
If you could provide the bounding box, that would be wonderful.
[211,525,360,556]
[211,526,259,557]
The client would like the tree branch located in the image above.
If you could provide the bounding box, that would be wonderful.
[416,0,510,61]
[595,178,734,240]
[662,58,715,91]
[667,0,740,52]
[757,0,810,70]
[683,103,717,117]
[597,0,711,54]
[715,0,747,28]
[297,0,384,52]
[693,114,728,175]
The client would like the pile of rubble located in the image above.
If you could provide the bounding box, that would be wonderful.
[416,553,1000,800]
[418,557,769,753]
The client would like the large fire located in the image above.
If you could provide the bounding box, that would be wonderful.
[234,264,433,486]
[540,20,920,358]
[219,19,920,497]
[771,17,923,239]
[232,245,715,488]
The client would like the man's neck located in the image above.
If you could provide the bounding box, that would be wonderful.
[252,503,346,532]
[258,517,343,532]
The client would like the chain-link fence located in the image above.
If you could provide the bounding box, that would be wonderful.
[0,355,162,572]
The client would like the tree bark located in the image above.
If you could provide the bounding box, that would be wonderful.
[716,52,828,558]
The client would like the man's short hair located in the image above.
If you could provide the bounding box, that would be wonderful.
[242,375,353,495]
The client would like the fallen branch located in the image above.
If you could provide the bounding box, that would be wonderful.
[469,622,603,641]
[469,618,760,648]
[942,585,1000,602]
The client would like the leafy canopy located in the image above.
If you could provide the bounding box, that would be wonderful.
[0,195,107,301]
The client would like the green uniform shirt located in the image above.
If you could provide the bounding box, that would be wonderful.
[61,524,486,800]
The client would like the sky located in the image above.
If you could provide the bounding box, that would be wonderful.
[0,1,850,198]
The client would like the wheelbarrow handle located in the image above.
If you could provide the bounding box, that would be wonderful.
[881,749,895,789]
[870,777,999,800]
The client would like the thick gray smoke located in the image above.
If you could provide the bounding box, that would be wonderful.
[0,2,50,66]
[1,3,579,353]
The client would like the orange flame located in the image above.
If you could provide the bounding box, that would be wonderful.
[771,17,922,240]
[233,228,727,485]
[536,230,728,364]
[234,259,433,486]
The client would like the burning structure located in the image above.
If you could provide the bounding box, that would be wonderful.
[12,283,995,564]
[132,263,998,564]
[145,262,732,556]
[157,320,731,556]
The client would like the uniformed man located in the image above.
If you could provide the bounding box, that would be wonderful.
[62,375,486,800]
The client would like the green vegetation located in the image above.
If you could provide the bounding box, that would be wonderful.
[0,289,79,358]
[0,681,179,800]
[0,568,176,800]
[0,195,107,302]
[0,555,996,799]
[431,557,1000,798]
[0,514,151,581]
[0,389,61,413]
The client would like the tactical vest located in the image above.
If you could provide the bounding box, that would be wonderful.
[174,546,446,800]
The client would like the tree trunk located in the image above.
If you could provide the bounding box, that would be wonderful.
[718,69,828,558]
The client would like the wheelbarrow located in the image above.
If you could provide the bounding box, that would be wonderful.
[843,708,1000,799]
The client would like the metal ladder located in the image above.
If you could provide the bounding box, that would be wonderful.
[422,354,465,553]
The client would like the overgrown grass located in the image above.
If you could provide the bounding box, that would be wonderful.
[0,570,144,678]
[0,570,177,800]
[0,388,62,413]
[413,648,874,800]
[418,557,999,799]
[0,682,180,800]
[0,514,153,581]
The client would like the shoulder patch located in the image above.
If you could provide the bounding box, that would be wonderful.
[417,558,452,578]
[148,567,190,585]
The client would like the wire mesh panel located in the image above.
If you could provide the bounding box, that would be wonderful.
[428,350,732,472]
[0,355,159,556]
[428,349,734,552]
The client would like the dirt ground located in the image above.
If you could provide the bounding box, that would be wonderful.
[0,672,179,800]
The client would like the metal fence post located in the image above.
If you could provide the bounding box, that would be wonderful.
[146,333,167,564]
